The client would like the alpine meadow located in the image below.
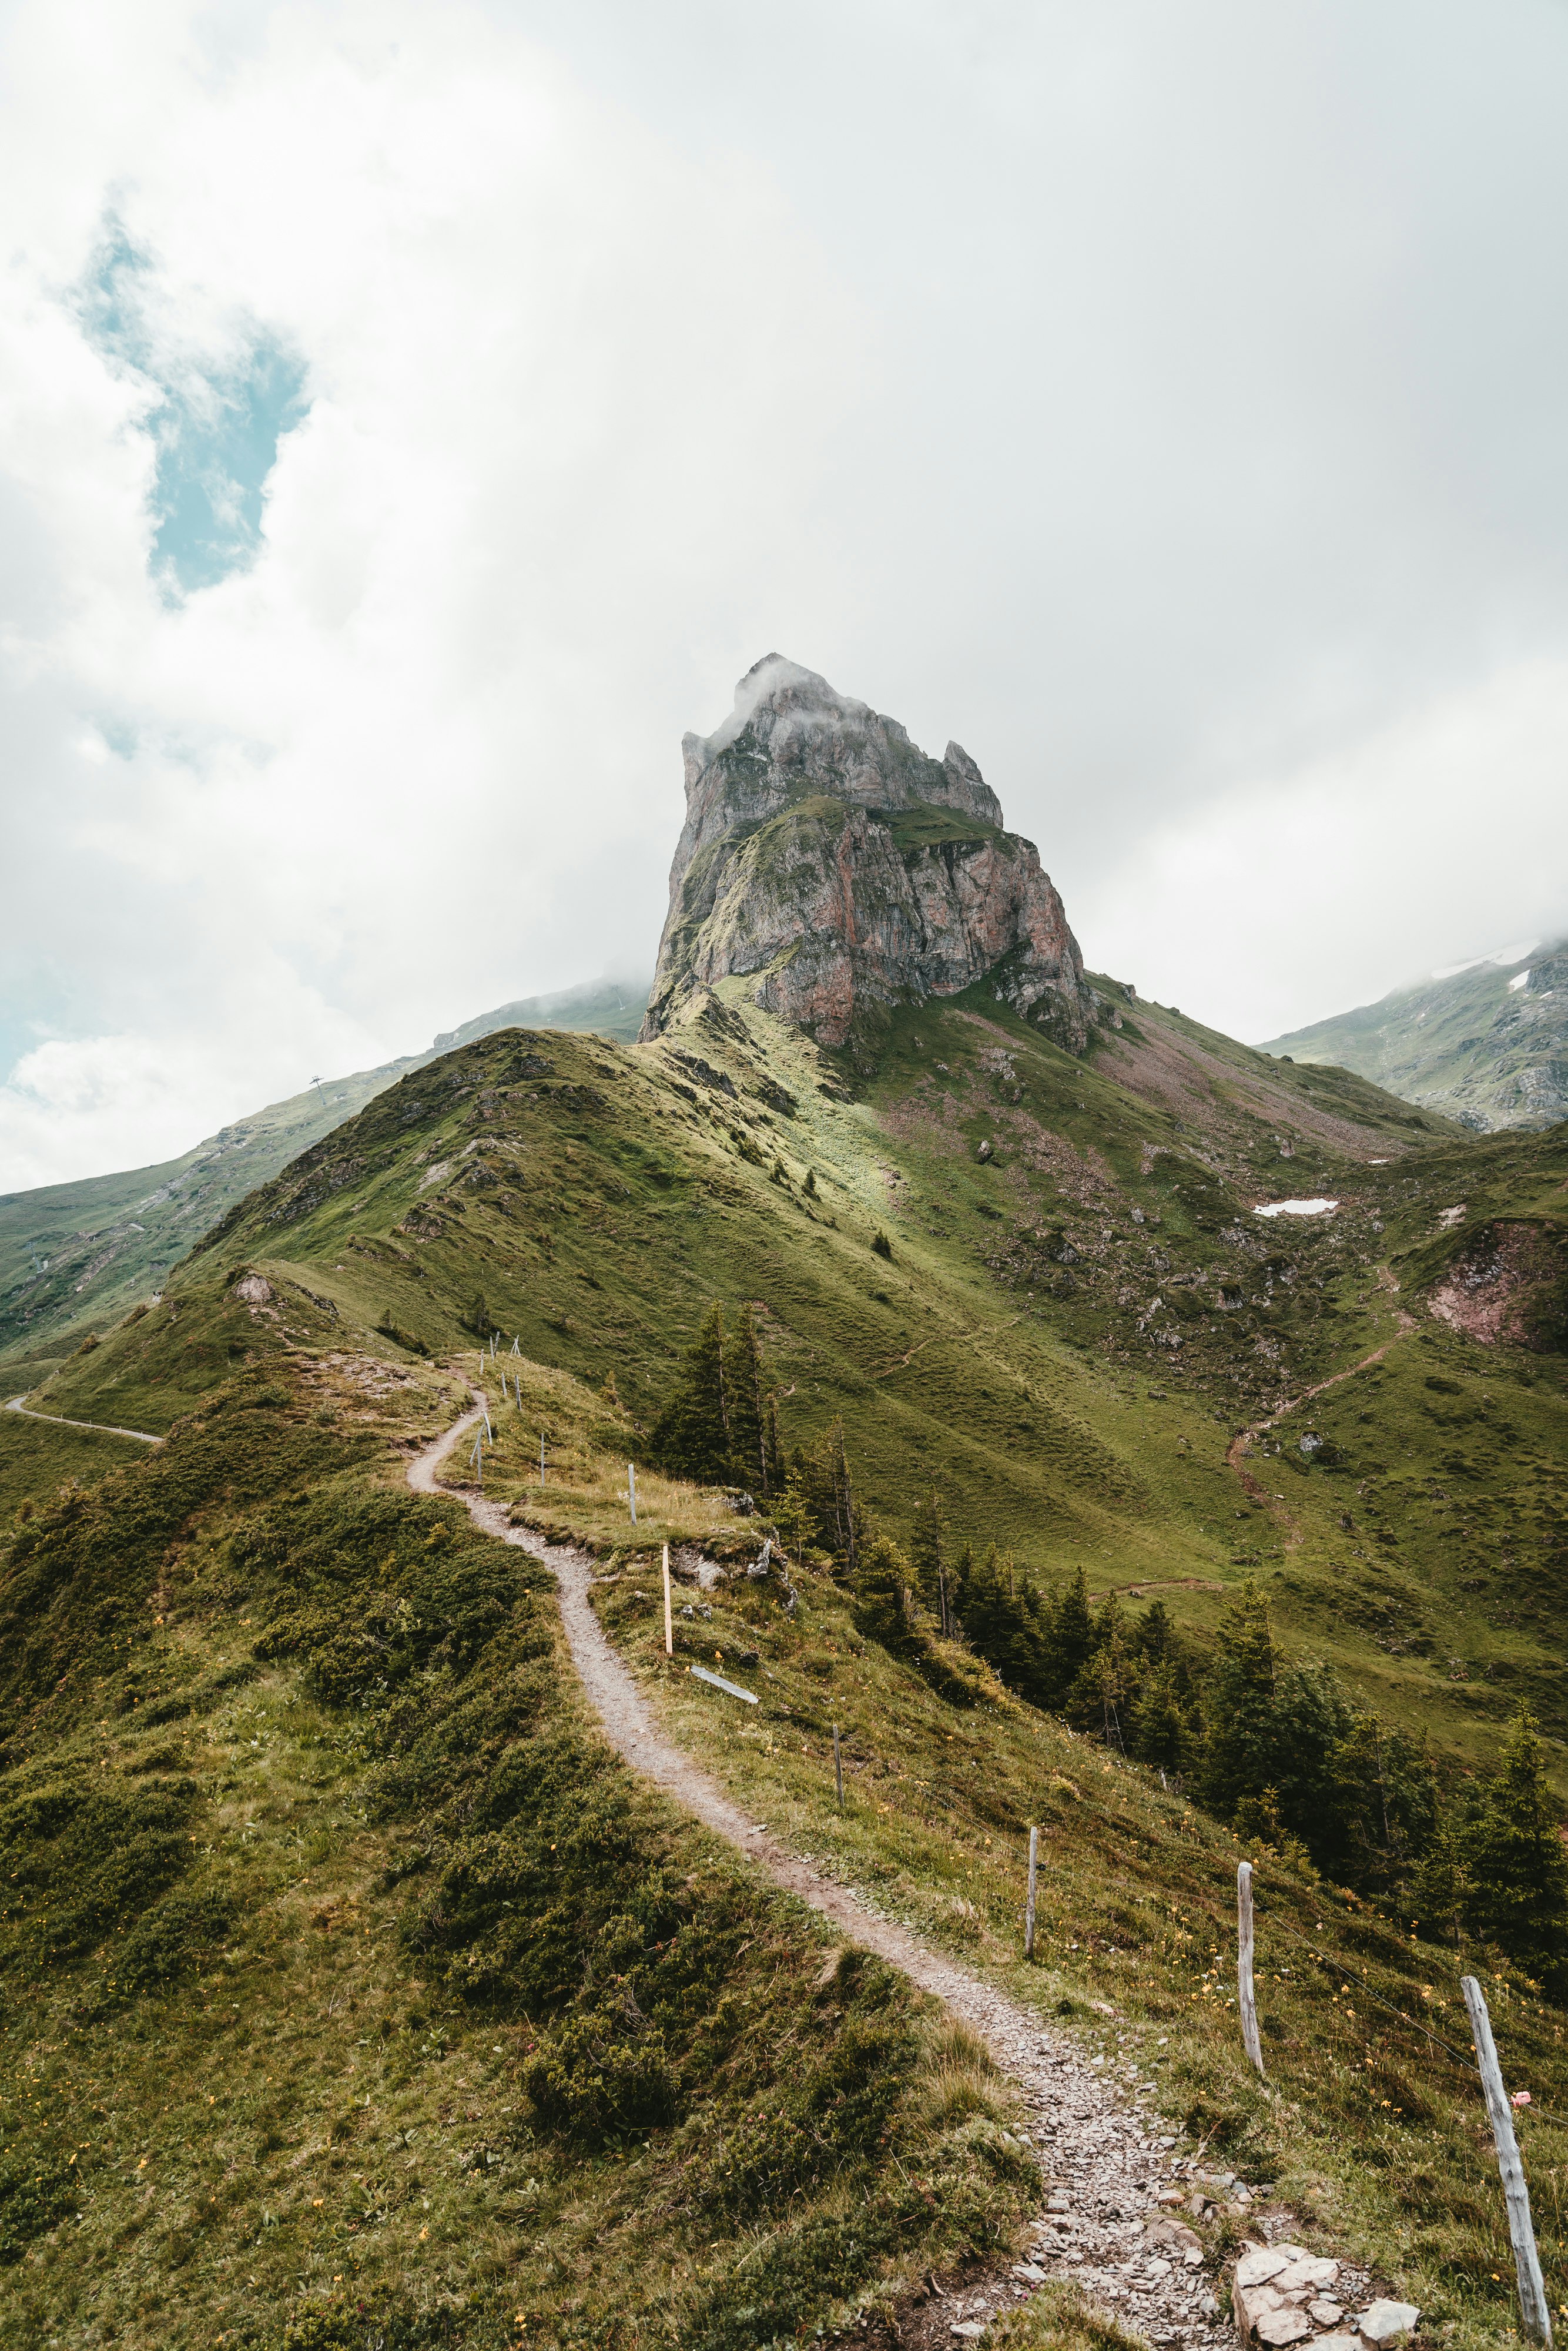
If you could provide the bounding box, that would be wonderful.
[2,660,1567,2351]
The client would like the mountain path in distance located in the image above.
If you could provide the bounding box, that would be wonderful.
[4,1394,162,1444]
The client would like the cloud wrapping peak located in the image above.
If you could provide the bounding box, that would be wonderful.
[4,0,1568,1184]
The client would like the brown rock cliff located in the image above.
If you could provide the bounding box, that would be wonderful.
[642,656,1094,1053]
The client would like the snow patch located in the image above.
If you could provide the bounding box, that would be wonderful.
[1253,1197,1338,1219]
[1509,969,1530,992]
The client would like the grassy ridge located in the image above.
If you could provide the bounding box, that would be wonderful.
[34,983,1564,1786]
[0,1364,1030,2348]
[3,978,1565,2347]
[0,980,650,1372]
[436,1392,1568,2350]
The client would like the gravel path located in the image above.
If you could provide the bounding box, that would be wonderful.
[5,1394,162,1444]
[410,1400,1237,2348]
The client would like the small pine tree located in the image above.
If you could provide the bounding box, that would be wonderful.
[649,1303,731,1483]
[805,1419,861,1572]
[776,1461,816,1563]
[1463,1704,1568,1988]
[1040,1564,1095,1708]
[1411,1816,1471,1953]
[1127,1657,1191,1774]
[852,1532,916,1655]
[872,1230,894,1260]
[763,1392,785,1496]
[1066,1593,1135,1749]
[909,1488,950,1634]
[728,1304,768,1494]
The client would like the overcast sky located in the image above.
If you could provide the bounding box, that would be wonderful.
[5,0,1568,1190]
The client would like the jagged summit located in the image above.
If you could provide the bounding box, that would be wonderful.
[644,657,1093,1054]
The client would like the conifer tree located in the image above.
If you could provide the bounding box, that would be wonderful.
[852,1532,916,1656]
[1411,1816,1471,1953]
[1126,1657,1191,1774]
[1463,1703,1568,1988]
[805,1419,860,1572]
[1195,1579,1278,1821]
[763,1392,785,1496]
[728,1303,768,1494]
[910,1488,950,1634]
[1041,1564,1095,1707]
[776,1458,816,1564]
[1067,1593,1134,1749]
[649,1303,730,1483]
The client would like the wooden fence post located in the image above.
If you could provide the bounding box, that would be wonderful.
[1024,1826,1039,1960]
[833,1723,844,1811]
[1237,1861,1265,2077]
[662,1543,673,1658]
[1463,1975,1554,2345]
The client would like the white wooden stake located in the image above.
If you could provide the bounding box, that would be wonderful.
[833,1723,844,1810]
[1463,1975,1553,2345]
[628,1462,638,1525]
[662,1542,673,1656]
[1025,1825,1039,1960]
[1237,1861,1265,2077]
[511,1335,520,1354]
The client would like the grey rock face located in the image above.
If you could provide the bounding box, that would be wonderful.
[642,655,1093,1053]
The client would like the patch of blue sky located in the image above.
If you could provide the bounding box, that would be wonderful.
[78,218,309,599]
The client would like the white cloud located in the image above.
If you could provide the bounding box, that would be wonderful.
[0,0,869,1184]
[1073,656,1568,1039]
[6,0,1568,1186]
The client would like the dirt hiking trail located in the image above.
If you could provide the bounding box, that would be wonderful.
[5,1394,162,1445]
[411,1398,1245,2349]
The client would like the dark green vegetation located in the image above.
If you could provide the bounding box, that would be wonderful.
[574,1489,1568,2351]
[1261,937,1568,1133]
[26,979,1568,1792]
[0,976,648,1372]
[0,1405,146,1519]
[5,964,1567,2346]
[0,1368,1027,2346]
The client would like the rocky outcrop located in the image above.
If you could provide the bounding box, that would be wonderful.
[1232,2241,1418,2351]
[641,655,1094,1054]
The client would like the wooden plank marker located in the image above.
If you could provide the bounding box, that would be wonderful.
[1237,1860,1265,2077]
[1024,1825,1039,1960]
[628,1462,638,1525]
[690,1663,758,1705]
[833,1723,844,1810]
[662,1542,673,1657]
[1463,1974,1553,2345]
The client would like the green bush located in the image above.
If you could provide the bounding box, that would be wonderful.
[521,2000,678,2143]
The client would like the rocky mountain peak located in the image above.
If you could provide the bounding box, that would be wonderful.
[644,657,1094,1055]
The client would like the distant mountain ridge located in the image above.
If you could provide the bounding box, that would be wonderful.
[0,974,648,1368]
[1260,940,1568,1132]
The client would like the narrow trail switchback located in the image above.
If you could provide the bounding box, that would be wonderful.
[411,1398,1238,2348]
[5,1394,162,1445]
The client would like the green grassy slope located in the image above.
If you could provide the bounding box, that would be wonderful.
[1259,940,1568,1133]
[4,981,1567,2347]
[0,980,650,1374]
[0,1362,1028,2349]
[27,984,1566,1791]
